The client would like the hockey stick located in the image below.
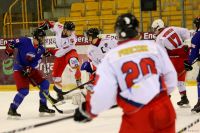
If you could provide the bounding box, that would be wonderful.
[2,105,118,133]
[177,117,200,133]
[62,79,94,95]
[43,42,50,77]
[2,115,74,133]
[27,76,64,114]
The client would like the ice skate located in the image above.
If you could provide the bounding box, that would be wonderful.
[177,95,190,108]
[191,100,200,113]
[39,103,55,117]
[7,106,21,119]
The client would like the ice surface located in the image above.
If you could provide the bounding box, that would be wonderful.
[0,86,200,133]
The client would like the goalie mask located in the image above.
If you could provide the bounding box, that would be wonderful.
[193,17,200,32]
[115,13,139,40]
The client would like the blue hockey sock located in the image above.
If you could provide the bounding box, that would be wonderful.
[39,80,49,105]
[198,82,200,99]
[11,88,29,110]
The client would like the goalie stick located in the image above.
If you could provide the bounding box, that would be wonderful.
[62,79,94,95]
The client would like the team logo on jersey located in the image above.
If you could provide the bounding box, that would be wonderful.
[26,52,36,62]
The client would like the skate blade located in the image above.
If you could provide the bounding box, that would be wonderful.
[39,112,56,117]
[54,100,66,106]
[178,104,191,108]
[7,115,21,120]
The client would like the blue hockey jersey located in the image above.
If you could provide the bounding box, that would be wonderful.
[11,37,45,70]
[189,31,200,64]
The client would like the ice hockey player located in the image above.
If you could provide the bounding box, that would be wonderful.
[152,19,191,107]
[81,28,117,92]
[184,17,200,113]
[74,13,177,133]
[5,28,55,118]
[40,20,82,102]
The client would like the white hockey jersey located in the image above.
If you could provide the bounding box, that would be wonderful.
[50,22,77,57]
[90,40,177,115]
[87,38,118,67]
[155,26,190,51]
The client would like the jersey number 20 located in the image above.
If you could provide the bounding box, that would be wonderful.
[121,58,157,88]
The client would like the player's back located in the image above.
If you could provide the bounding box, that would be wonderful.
[103,39,172,105]
[156,26,190,50]
[87,38,117,67]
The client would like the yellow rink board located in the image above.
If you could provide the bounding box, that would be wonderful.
[0,81,197,91]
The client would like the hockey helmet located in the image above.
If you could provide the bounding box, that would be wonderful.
[86,28,100,39]
[193,17,200,31]
[32,28,46,44]
[33,28,46,38]
[64,21,75,31]
[115,13,139,39]
[152,19,165,33]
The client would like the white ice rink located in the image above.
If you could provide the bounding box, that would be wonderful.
[0,86,200,133]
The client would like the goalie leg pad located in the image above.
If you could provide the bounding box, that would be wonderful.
[72,91,86,105]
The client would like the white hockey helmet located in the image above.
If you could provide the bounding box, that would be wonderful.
[151,19,165,34]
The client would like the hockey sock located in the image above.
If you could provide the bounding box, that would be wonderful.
[197,82,200,99]
[53,85,62,94]
[11,88,29,110]
[75,68,81,80]
[39,80,49,105]
[178,81,187,96]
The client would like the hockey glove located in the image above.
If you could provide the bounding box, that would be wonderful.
[43,51,52,57]
[43,48,57,57]
[184,60,193,71]
[85,84,94,93]
[76,79,84,89]
[5,41,15,57]
[22,66,33,77]
[39,20,54,30]
[74,102,92,122]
